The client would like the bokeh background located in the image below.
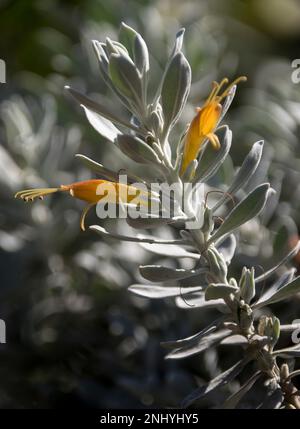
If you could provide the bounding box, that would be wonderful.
[1,0,300,408]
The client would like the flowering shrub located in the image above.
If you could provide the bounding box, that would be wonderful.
[15,23,300,409]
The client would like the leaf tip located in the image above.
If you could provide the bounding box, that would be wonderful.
[268,187,276,197]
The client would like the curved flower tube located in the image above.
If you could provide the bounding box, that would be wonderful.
[15,179,153,231]
[180,76,247,177]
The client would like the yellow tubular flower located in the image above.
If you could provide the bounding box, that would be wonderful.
[15,179,152,231]
[180,76,247,177]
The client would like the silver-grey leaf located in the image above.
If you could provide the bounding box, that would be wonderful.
[165,329,231,360]
[140,242,200,259]
[65,86,139,133]
[154,28,186,103]
[182,358,249,407]
[221,335,248,346]
[254,268,296,307]
[116,134,162,165]
[128,284,203,299]
[139,265,206,282]
[161,52,191,133]
[219,85,236,122]
[222,371,261,409]
[75,154,119,181]
[175,293,229,312]
[134,34,149,74]
[208,183,273,245]
[161,317,225,350]
[75,154,143,185]
[82,105,120,142]
[213,140,264,211]
[109,53,143,102]
[90,225,186,245]
[119,22,138,52]
[92,40,134,109]
[253,275,300,309]
[126,216,171,229]
[193,125,232,183]
[118,23,150,75]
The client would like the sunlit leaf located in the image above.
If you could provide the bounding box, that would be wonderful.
[129,284,203,299]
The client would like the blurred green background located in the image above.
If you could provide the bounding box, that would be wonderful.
[1,0,300,408]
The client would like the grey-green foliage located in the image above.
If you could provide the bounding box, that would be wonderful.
[231,59,300,272]
[67,23,300,409]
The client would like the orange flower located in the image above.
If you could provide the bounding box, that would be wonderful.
[15,179,152,231]
[180,76,247,177]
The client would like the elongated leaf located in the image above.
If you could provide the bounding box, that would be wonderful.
[118,23,149,74]
[75,154,146,186]
[90,225,186,245]
[255,268,296,306]
[255,240,300,283]
[219,86,236,122]
[129,284,203,299]
[161,52,191,132]
[175,294,228,312]
[65,86,139,132]
[161,317,225,349]
[182,358,249,407]
[139,265,206,282]
[136,230,181,242]
[193,126,232,183]
[134,34,149,74]
[140,242,200,259]
[92,40,116,86]
[109,53,143,102]
[222,371,261,409]
[116,134,162,164]
[213,140,264,211]
[221,335,248,345]
[166,329,231,360]
[162,325,218,350]
[154,28,186,103]
[119,22,138,53]
[261,170,283,226]
[91,41,134,109]
[208,183,273,245]
[75,154,118,181]
[273,346,300,358]
[127,216,171,229]
[253,275,300,309]
[82,106,120,142]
